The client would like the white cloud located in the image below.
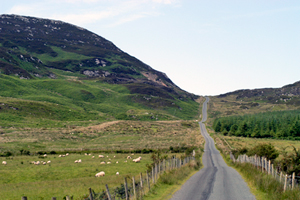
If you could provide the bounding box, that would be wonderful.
[7,0,180,27]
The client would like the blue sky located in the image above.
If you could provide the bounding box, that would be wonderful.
[1,0,299,95]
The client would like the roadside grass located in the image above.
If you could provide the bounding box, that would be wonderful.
[213,133,300,200]
[233,162,300,200]
[144,159,202,200]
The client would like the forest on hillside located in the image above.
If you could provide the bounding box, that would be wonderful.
[213,110,300,140]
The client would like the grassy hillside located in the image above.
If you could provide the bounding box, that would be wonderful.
[0,72,200,129]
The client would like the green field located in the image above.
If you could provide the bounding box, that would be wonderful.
[0,153,156,199]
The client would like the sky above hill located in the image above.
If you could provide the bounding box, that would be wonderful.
[1,0,299,96]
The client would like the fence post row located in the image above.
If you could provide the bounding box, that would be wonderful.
[231,153,299,192]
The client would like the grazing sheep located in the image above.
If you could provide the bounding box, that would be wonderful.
[92,156,95,159]
[43,162,46,165]
[47,161,51,164]
[43,154,47,157]
[116,172,119,175]
[100,161,106,164]
[114,156,116,158]
[133,157,142,163]
[59,155,62,157]
[78,159,82,163]
[62,155,66,157]
[116,161,119,164]
[106,156,109,158]
[2,161,7,165]
[35,161,40,165]
[88,153,91,156]
[66,153,69,156]
[85,153,88,156]
[99,155,104,158]
[127,156,132,159]
[124,160,127,163]
[75,160,78,163]
[95,171,105,177]
[107,162,111,164]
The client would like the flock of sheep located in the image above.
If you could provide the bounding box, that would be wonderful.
[1,153,142,178]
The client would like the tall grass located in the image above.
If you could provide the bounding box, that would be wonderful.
[234,162,300,200]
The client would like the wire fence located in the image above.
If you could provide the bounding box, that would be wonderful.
[231,153,300,191]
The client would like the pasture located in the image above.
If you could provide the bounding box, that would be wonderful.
[0,153,155,199]
[0,120,204,199]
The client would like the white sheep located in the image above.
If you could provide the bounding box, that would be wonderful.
[133,157,142,163]
[116,161,119,164]
[43,162,46,165]
[66,153,69,156]
[35,161,40,165]
[116,172,119,175]
[59,155,62,157]
[47,161,51,164]
[43,154,47,157]
[100,161,106,164]
[92,156,95,159]
[75,160,78,163]
[107,162,111,164]
[2,161,7,165]
[99,155,104,158]
[95,171,105,177]
[78,159,82,163]
[127,156,132,159]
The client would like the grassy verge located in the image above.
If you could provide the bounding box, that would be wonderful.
[144,157,202,200]
[215,138,300,200]
[233,163,300,200]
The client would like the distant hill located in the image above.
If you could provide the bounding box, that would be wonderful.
[206,81,300,122]
[0,14,200,128]
[217,81,300,106]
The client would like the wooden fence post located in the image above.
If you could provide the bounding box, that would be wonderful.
[280,171,282,183]
[152,166,155,184]
[89,188,94,200]
[146,171,150,192]
[106,184,112,200]
[21,197,27,200]
[125,177,129,200]
[284,174,287,192]
[292,172,295,190]
[140,173,144,197]
[268,160,271,175]
[133,176,136,200]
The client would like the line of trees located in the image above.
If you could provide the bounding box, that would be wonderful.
[213,110,300,139]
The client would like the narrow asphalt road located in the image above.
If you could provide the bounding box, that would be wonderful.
[170,97,255,200]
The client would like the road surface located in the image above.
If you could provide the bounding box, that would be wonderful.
[170,97,255,200]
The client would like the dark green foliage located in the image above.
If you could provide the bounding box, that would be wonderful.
[213,110,300,139]
[247,143,279,160]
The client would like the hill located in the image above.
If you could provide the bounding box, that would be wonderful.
[0,14,200,128]
[207,81,300,123]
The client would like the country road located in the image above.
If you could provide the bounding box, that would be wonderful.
[170,97,255,200]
